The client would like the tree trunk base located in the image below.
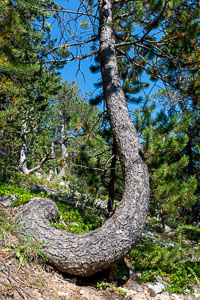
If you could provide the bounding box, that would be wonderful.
[16,193,148,276]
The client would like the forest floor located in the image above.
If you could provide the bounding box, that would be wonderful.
[0,177,200,300]
[0,241,199,300]
[0,207,199,300]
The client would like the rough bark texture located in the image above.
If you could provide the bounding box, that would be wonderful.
[107,139,117,213]
[16,0,149,277]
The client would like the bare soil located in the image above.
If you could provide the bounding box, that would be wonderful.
[0,207,199,300]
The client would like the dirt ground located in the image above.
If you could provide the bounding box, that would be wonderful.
[0,239,199,300]
[0,207,199,300]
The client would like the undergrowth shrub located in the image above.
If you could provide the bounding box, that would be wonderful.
[51,201,103,234]
[127,236,200,293]
[0,183,47,206]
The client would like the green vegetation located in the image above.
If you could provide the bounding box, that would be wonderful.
[13,238,48,266]
[0,0,200,295]
[52,201,104,234]
[127,234,200,293]
[0,183,47,206]
[0,170,199,293]
[0,208,15,242]
[0,205,48,266]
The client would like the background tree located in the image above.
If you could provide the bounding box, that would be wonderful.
[133,97,198,228]
[0,0,62,174]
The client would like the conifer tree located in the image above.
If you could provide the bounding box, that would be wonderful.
[0,0,62,173]
[134,99,198,227]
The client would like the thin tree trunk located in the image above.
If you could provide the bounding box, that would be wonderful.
[58,110,68,178]
[60,110,68,159]
[18,133,29,174]
[18,124,54,176]
[16,0,149,277]
[18,122,29,174]
[47,141,56,181]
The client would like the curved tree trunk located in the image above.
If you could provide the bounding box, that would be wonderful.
[16,0,149,277]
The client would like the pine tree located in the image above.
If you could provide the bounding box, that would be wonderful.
[0,0,62,174]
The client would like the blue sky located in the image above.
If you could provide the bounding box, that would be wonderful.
[53,0,100,96]
[51,0,163,113]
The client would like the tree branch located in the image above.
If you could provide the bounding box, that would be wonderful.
[45,49,99,63]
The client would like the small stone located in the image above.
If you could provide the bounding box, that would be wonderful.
[130,271,137,281]
[148,288,156,297]
[57,291,68,297]
[148,283,165,296]
[80,289,85,295]
[130,283,144,293]
[156,275,166,284]
[164,225,171,233]
[130,290,137,295]
[0,195,17,207]
[136,271,141,278]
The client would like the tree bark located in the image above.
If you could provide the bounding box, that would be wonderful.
[18,132,29,174]
[17,123,55,176]
[107,139,117,213]
[58,110,69,178]
[16,0,149,277]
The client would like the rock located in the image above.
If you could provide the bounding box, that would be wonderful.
[148,283,165,296]
[0,194,17,207]
[130,271,137,281]
[164,225,171,233]
[135,271,141,278]
[80,289,85,295]
[130,283,144,293]
[162,291,169,296]
[57,291,68,297]
[156,275,167,285]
